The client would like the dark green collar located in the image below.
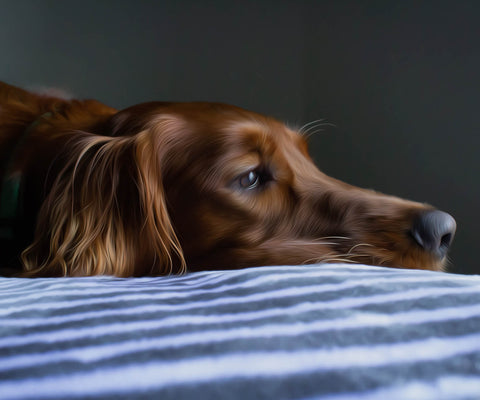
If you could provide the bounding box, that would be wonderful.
[0,111,53,240]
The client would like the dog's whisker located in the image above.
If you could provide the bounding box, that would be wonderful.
[301,122,337,136]
[323,258,362,264]
[303,250,374,265]
[304,130,324,139]
[302,122,336,135]
[301,122,326,134]
[347,243,375,254]
[286,242,333,247]
[303,127,336,139]
[306,257,362,265]
[298,119,326,135]
[317,236,352,241]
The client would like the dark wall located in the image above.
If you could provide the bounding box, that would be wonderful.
[1,0,477,274]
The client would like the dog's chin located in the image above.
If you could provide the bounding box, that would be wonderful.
[370,255,447,272]
[312,247,448,272]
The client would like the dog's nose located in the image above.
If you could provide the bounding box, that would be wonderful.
[411,210,456,258]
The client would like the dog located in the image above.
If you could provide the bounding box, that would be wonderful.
[0,81,456,277]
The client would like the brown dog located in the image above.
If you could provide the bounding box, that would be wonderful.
[0,82,456,277]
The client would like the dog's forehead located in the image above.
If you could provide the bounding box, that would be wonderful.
[151,102,307,154]
[228,120,292,147]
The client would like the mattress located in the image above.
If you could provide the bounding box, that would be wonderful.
[1,263,480,400]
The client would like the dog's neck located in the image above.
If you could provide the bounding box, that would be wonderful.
[0,111,54,240]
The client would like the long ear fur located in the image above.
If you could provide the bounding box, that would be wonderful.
[21,130,185,277]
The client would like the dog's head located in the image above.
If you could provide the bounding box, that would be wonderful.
[22,102,456,276]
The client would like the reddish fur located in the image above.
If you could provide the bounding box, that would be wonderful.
[0,82,448,277]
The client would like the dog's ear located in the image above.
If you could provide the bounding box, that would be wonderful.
[21,129,185,277]
[131,129,186,275]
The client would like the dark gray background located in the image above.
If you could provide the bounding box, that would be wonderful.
[1,1,477,274]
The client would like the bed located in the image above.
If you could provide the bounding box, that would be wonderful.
[1,263,480,400]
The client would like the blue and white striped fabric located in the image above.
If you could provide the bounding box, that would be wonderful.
[1,263,480,400]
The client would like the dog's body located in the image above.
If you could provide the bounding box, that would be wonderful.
[0,82,456,277]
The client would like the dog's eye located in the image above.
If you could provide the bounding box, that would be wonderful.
[234,168,272,191]
[239,170,260,190]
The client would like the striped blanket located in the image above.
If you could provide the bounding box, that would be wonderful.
[1,264,480,400]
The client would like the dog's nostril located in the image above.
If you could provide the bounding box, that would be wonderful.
[440,232,453,249]
[411,210,456,259]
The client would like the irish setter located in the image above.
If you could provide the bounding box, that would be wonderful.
[0,81,456,277]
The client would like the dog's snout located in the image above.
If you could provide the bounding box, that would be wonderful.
[411,210,456,259]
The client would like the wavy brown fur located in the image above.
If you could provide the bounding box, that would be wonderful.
[0,81,453,276]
